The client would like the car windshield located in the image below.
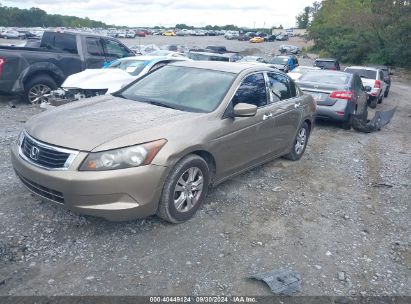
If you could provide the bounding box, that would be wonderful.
[300,71,350,84]
[345,68,377,79]
[315,61,336,69]
[120,66,236,113]
[107,59,149,76]
[269,57,288,64]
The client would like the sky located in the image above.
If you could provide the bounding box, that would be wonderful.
[2,0,315,28]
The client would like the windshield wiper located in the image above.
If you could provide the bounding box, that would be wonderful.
[148,101,179,110]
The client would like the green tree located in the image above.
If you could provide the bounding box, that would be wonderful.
[296,6,311,29]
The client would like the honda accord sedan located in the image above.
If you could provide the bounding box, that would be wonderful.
[11,61,315,223]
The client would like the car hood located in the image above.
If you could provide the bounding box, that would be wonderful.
[25,95,198,152]
[62,69,136,93]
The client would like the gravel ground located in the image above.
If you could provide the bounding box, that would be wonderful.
[0,36,410,297]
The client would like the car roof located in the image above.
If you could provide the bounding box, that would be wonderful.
[368,64,389,70]
[188,51,238,58]
[345,66,379,71]
[116,55,186,62]
[170,61,274,74]
[315,58,338,62]
[303,70,353,77]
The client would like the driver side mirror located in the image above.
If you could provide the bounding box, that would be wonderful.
[364,86,372,92]
[233,103,257,117]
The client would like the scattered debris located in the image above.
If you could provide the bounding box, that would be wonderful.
[250,269,301,295]
[372,182,394,188]
[352,107,397,133]
[338,271,346,281]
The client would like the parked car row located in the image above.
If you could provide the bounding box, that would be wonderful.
[6,34,394,223]
[232,32,290,43]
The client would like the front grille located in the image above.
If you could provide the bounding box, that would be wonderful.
[16,172,64,204]
[21,135,70,169]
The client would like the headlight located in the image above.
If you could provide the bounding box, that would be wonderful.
[17,130,24,147]
[79,139,167,171]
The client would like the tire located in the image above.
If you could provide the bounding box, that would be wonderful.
[384,87,389,97]
[368,97,377,109]
[157,155,210,223]
[341,117,353,130]
[283,122,310,161]
[378,94,384,104]
[23,75,57,104]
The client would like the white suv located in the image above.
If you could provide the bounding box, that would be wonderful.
[344,66,387,108]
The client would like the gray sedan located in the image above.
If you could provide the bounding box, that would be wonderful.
[295,70,368,129]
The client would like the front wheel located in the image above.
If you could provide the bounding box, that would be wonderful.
[157,155,210,223]
[23,75,57,104]
[283,122,310,161]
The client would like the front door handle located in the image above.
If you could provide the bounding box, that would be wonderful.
[263,113,273,120]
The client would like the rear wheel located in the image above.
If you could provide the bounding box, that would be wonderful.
[384,87,390,97]
[368,97,377,109]
[24,75,57,104]
[378,94,384,104]
[157,155,210,223]
[284,122,309,161]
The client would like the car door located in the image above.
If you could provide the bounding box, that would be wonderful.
[84,37,107,69]
[267,72,303,154]
[214,72,277,177]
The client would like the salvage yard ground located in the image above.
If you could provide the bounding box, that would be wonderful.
[0,36,410,296]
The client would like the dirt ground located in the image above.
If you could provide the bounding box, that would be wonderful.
[0,36,410,297]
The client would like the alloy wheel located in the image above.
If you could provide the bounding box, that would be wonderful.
[294,127,307,155]
[28,84,51,104]
[173,167,204,213]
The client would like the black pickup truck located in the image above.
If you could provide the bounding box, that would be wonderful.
[0,31,134,103]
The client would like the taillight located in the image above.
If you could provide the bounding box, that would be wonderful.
[0,57,5,76]
[330,91,353,100]
[374,80,381,89]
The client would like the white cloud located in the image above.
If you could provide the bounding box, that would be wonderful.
[2,0,316,28]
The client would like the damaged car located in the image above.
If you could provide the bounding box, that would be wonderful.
[12,61,315,223]
[48,56,190,105]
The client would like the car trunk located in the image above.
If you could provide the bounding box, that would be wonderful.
[298,81,349,106]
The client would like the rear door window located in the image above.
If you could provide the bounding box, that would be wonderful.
[232,73,268,107]
[41,33,77,54]
[267,73,292,102]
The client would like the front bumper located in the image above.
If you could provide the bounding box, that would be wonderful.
[11,145,168,221]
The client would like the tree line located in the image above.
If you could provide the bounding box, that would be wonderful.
[296,0,411,68]
[0,4,108,28]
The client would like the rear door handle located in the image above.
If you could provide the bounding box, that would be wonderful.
[263,113,273,120]
[295,102,302,108]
